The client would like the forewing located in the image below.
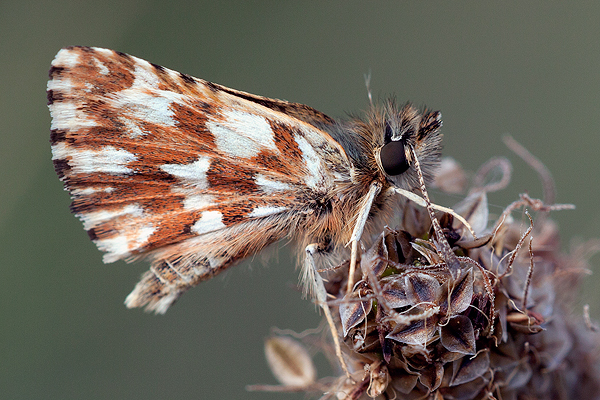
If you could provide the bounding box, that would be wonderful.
[48,46,350,312]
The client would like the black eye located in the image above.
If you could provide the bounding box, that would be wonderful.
[379,140,409,176]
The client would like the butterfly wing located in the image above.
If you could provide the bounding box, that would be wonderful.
[48,46,352,313]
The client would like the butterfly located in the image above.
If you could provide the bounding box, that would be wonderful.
[47,46,445,315]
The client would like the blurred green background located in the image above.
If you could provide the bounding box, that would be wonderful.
[2,1,600,399]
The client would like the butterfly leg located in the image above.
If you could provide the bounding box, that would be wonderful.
[305,243,354,381]
[346,181,382,293]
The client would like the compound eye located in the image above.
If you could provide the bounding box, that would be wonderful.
[379,140,409,176]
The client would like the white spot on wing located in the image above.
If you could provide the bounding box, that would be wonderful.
[49,98,99,131]
[161,156,210,188]
[295,134,323,188]
[53,49,80,68]
[207,109,276,158]
[191,211,226,235]
[98,236,133,262]
[52,143,137,175]
[73,187,114,196]
[131,62,161,89]
[99,223,156,263]
[74,201,155,263]
[109,92,180,127]
[255,174,293,193]
[92,57,109,75]
[77,204,144,230]
[83,82,94,93]
[181,194,215,211]
[47,77,74,94]
[136,224,156,245]
[120,117,146,138]
[92,47,114,57]
[106,62,188,128]
[248,206,287,218]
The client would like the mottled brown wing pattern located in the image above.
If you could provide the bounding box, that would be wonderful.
[48,46,352,312]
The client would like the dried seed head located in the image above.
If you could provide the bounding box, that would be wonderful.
[257,155,600,399]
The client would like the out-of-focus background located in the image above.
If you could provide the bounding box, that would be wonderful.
[2,2,599,399]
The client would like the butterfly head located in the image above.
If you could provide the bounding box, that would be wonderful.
[374,103,443,191]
